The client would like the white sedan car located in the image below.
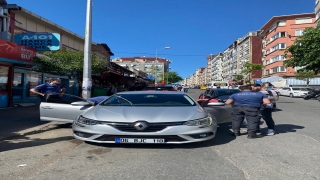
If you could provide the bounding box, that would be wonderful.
[278,87,309,98]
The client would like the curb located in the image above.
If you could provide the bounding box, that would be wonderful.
[0,121,66,141]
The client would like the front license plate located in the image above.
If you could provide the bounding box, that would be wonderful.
[115,138,165,144]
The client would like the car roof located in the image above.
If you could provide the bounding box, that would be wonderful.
[117,91,184,95]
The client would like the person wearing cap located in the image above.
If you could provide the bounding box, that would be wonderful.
[30,78,61,101]
[252,84,276,136]
[225,84,271,139]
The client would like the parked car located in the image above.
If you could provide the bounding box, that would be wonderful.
[39,92,233,144]
[200,85,206,90]
[277,87,309,98]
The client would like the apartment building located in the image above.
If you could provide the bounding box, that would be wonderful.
[260,13,315,78]
[211,53,223,81]
[206,54,214,83]
[316,0,320,24]
[195,67,206,86]
[111,57,171,83]
[221,40,238,81]
[237,31,262,80]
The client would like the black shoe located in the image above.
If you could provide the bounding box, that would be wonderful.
[255,129,261,133]
[247,132,263,139]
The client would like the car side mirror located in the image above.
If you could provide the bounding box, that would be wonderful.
[71,101,92,106]
[207,102,225,106]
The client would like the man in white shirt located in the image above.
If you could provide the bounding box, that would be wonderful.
[252,84,276,136]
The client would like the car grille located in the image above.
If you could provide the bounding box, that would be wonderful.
[94,135,187,142]
[106,122,185,132]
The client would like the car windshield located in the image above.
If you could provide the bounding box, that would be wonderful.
[292,88,308,91]
[100,94,196,106]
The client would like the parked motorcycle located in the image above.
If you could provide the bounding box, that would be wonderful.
[303,88,320,100]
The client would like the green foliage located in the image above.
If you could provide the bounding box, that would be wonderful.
[284,23,320,74]
[241,62,264,74]
[232,74,244,81]
[295,70,316,86]
[240,62,264,82]
[33,49,107,80]
[160,72,183,84]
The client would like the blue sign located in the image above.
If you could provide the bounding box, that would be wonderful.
[14,33,61,51]
[146,74,155,80]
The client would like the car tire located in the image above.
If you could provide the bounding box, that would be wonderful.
[290,93,294,98]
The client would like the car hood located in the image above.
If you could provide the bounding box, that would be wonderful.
[82,105,207,122]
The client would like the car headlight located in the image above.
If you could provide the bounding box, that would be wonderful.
[76,115,101,125]
[184,117,212,127]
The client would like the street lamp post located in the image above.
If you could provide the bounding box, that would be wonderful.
[82,0,93,99]
[155,46,170,85]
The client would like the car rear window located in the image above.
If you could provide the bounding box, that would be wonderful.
[100,94,196,106]
[143,86,175,91]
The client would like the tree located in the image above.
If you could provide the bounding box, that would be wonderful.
[232,74,244,85]
[33,49,107,91]
[241,62,264,83]
[283,23,320,74]
[295,70,316,87]
[160,72,183,84]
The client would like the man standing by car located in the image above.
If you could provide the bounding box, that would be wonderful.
[225,84,270,139]
[252,84,276,136]
[30,78,61,102]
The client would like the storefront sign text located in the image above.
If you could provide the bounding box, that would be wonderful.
[14,33,61,51]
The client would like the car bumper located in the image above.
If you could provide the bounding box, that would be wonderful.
[72,122,217,144]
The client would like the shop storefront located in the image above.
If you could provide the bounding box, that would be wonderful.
[0,39,37,107]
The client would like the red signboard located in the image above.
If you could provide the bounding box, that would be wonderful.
[0,39,36,63]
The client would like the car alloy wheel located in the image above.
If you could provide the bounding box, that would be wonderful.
[290,93,294,98]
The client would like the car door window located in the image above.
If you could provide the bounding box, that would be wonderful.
[46,93,87,104]
[210,91,215,97]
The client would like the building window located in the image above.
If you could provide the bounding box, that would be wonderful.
[279,66,286,72]
[280,43,286,49]
[296,18,312,24]
[295,30,304,36]
[270,32,286,42]
[0,66,9,92]
[245,49,249,55]
[269,54,286,64]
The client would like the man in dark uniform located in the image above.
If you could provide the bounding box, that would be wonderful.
[225,84,270,139]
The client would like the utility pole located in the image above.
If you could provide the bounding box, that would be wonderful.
[82,0,93,99]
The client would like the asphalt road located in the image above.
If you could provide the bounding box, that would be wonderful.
[1,89,320,180]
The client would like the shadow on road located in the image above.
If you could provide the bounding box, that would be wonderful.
[85,123,236,149]
[0,123,76,152]
[270,124,305,134]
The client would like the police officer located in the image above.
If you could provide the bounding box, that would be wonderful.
[225,84,271,139]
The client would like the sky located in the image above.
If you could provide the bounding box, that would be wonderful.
[8,0,315,79]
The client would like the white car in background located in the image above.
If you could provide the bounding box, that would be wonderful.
[277,87,309,98]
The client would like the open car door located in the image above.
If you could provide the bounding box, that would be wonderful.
[199,101,233,124]
[39,93,95,123]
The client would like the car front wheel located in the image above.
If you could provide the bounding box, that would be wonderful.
[290,93,294,98]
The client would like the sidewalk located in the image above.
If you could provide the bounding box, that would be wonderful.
[0,105,60,140]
